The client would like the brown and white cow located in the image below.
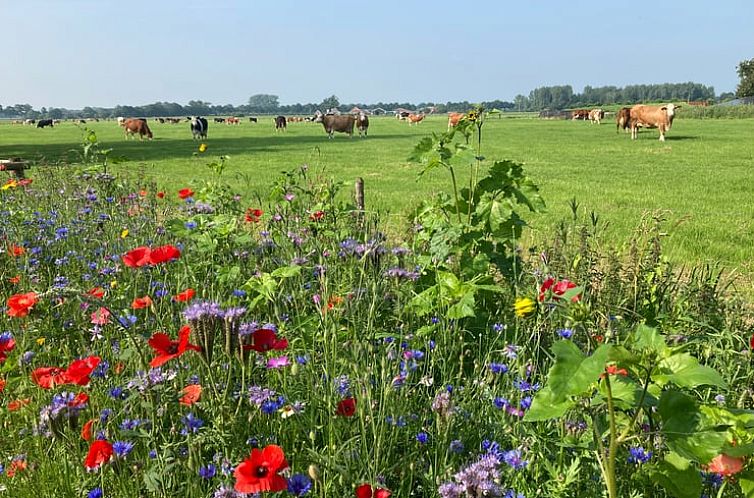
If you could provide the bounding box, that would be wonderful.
[407,113,425,125]
[226,117,240,125]
[314,113,356,138]
[629,104,680,141]
[588,109,605,124]
[571,109,590,120]
[356,112,369,137]
[447,112,464,129]
[121,118,153,140]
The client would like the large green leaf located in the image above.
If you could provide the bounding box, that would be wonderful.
[633,324,670,357]
[659,390,729,462]
[523,386,572,421]
[648,452,702,498]
[547,342,612,401]
[655,353,727,388]
[739,471,754,498]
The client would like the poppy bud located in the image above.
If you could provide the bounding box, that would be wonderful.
[308,464,320,482]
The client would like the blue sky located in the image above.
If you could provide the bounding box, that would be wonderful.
[3,0,751,108]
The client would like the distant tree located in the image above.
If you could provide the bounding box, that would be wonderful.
[49,108,64,119]
[320,95,340,111]
[736,58,754,97]
[718,91,735,102]
[247,94,280,113]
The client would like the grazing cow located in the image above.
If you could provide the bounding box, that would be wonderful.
[588,109,605,124]
[157,117,165,123]
[447,112,464,129]
[214,117,225,123]
[249,117,258,123]
[190,117,208,140]
[24,119,36,125]
[226,117,240,125]
[407,113,425,125]
[314,113,355,138]
[571,109,590,120]
[117,117,126,126]
[168,117,181,124]
[275,115,287,131]
[616,107,631,133]
[121,118,153,140]
[37,119,54,128]
[629,103,681,142]
[396,111,410,121]
[356,112,369,137]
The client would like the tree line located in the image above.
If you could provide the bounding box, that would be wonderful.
[0,81,740,120]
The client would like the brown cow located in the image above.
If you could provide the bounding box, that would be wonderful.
[571,109,590,120]
[315,114,356,138]
[616,107,631,133]
[629,104,680,141]
[121,118,153,140]
[407,113,425,125]
[447,112,464,129]
[275,115,287,131]
[356,112,369,137]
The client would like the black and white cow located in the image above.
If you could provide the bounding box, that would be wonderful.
[190,117,208,140]
[37,119,54,128]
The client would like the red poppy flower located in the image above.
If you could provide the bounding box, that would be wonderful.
[356,484,392,498]
[245,208,264,223]
[179,384,203,406]
[539,277,580,302]
[122,246,152,268]
[234,445,289,494]
[64,356,101,386]
[174,288,196,302]
[6,458,27,477]
[7,244,25,257]
[750,334,754,351]
[310,210,325,222]
[601,364,628,379]
[243,329,288,353]
[156,191,165,199]
[0,378,5,392]
[131,296,153,309]
[81,418,95,441]
[31,366,68,389]
[8,275,21,284]
[148,325,201,368]
[336,397,357,417]
[7,398,31,411]
[706,453,744,476]
[86,287,105,299]
[7,291,38,317]
[149,244,181,264]
[69,392,89,407]
[85,440,113,470]
[139,190,148,197]
[0,335,16,363]
[178,188,194,199]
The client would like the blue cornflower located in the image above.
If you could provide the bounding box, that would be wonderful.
[199,463,217,479]
[232,289,246,297]
[627,446,652,465]
[109,386,126,400]
[502,449,528,470]
[148,449,158,459]
[287,473,313,496]
[520,396,533,410]
[557,328,574,339]
[489,362,509,375]
[494,397,509,410]
[416,432,430,444]
[450,440,465,453]
[185,221,197,230]
[87,488,103,498]
[492,323,506,332]
[113,440,135,458]
[99,408,112,422]
[181,412,204,435]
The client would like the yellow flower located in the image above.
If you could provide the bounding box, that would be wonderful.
[514,297,536,318]
[198,143,208,153]
[120,229,129,239]
[36,337,46,345]
[1,180,18,190]
[110,280,118,289]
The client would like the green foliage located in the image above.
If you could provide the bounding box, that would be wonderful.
[736,58,754,97]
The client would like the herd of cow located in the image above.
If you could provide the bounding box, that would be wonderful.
[19,104,682,142]
[572,103,681,141]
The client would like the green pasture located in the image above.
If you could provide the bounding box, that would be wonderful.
[1,115,753,283]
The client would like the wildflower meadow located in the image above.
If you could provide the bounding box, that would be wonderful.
[1,112,753,498]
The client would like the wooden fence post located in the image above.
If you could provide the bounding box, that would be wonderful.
[0,159,27,179]
[355,177,365,211]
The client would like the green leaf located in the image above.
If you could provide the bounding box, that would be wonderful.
[739,471,754,498]
[648,452,702,498]
[271,265,302,279]
[655,353,727,388]
[659,390,729,462]
[523,387,573,421]
[446,291,476,319]
[633,324,670,357]
[547,342,611,402]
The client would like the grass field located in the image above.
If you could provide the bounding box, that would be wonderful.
[2,115,754,282]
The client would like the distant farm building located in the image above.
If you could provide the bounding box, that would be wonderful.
[539,109,569,119]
